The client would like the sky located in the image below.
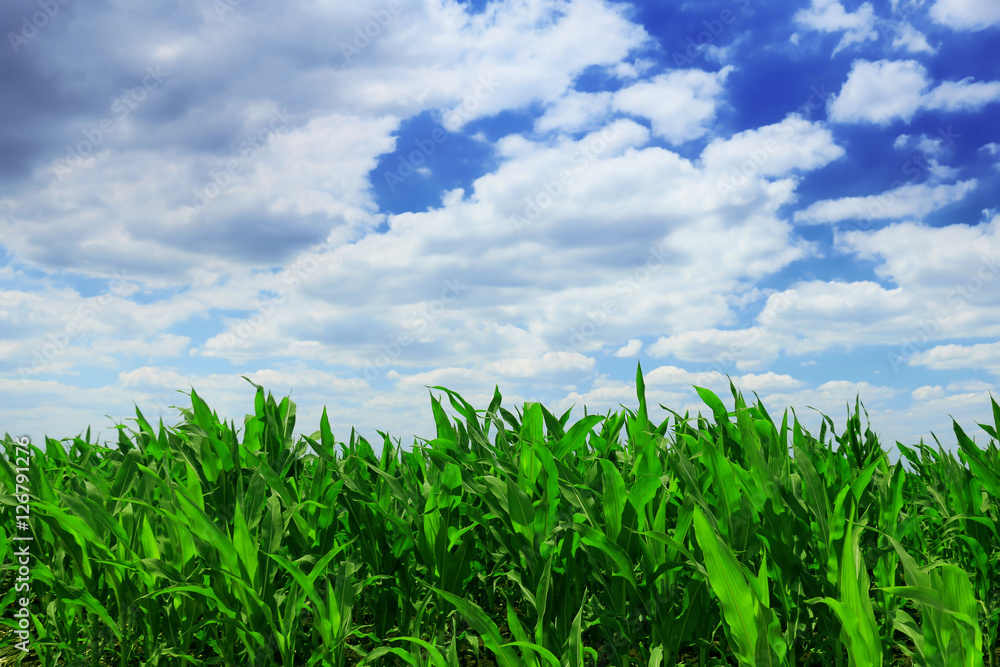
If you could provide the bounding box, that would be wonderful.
[1,0,999,463]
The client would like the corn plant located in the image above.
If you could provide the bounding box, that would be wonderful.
[1,365,998,667]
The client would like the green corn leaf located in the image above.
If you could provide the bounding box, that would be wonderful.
[231,500,258,586]
[569,522,638,592]
[691,505,759,665]
[598,459,626,543]
[430,587,522,667]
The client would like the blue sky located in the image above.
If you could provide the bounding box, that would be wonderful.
[2,0,999,460]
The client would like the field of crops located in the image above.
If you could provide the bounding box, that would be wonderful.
[2,364,999,667]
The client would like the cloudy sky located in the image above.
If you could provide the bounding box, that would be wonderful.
[2,0,999,461]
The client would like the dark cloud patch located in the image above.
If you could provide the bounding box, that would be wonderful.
[152,211,332,264]
[0,35,83,182]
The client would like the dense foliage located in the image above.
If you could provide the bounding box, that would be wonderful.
[2,364,999,666]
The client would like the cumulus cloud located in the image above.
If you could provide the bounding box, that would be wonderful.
[912,385,945,400]
[892,23,935,53]
[647,327,794,371]
[829,60,928,124]
[1,0,653,281]
[614,339,642,357]
[930,0,1000,30]
[746,216,1000,364]
[179,111,815,387]
[794,180,978,224]
[760,280,915,353]
[837,215,1000,290]
[120,366,190,388]
[535,91,614,134]
[644,365,803,393]
[983,143,1000,171]
[701,114,845,178]
[893,133,949,159]
[612,67,733,144]
[828,59,1000,124]
[909,342,1000,374]
[761,380,899,421]
[922,78,1000,112]
[794,0,878,54]
[3,0,998,456]
[483,351,595,378]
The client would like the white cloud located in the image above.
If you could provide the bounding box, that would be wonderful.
[342,0,652,131]
[732,371,805,392]
[794,180,978,224]
[645,365,720,387]
[120,366,190,388]
[894,133,948,158]
[701,114,845,178]
[983,143,1000,170]
[909,342,1000,374]
[794,0,878,54]
[912,384,945,400]
[922,78,1000,112]
[837,215,1000,291]
[740,216,1000,363]
[704,44,732,64]
[762,380,900,419]
[829,59,1000,125]
[4,0,998,458]
[643,365,803,394]
[612,67,733,144]
[829,60,929,124]
[176,113,814,389]
[1,0,655,284]
[535,91,613,134]
[647,327,794,371]
[100,334,191,358]
[611,59,656,80]
[614,339,642,357]
[483,351,595,377]
[761,280,916,353]
[892,23,935,53]
[946,378,995,392]
[930,0,1000,30]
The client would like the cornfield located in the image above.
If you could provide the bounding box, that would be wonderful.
[2,363,999,667]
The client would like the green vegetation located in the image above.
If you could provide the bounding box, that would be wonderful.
[1,363,999,666]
